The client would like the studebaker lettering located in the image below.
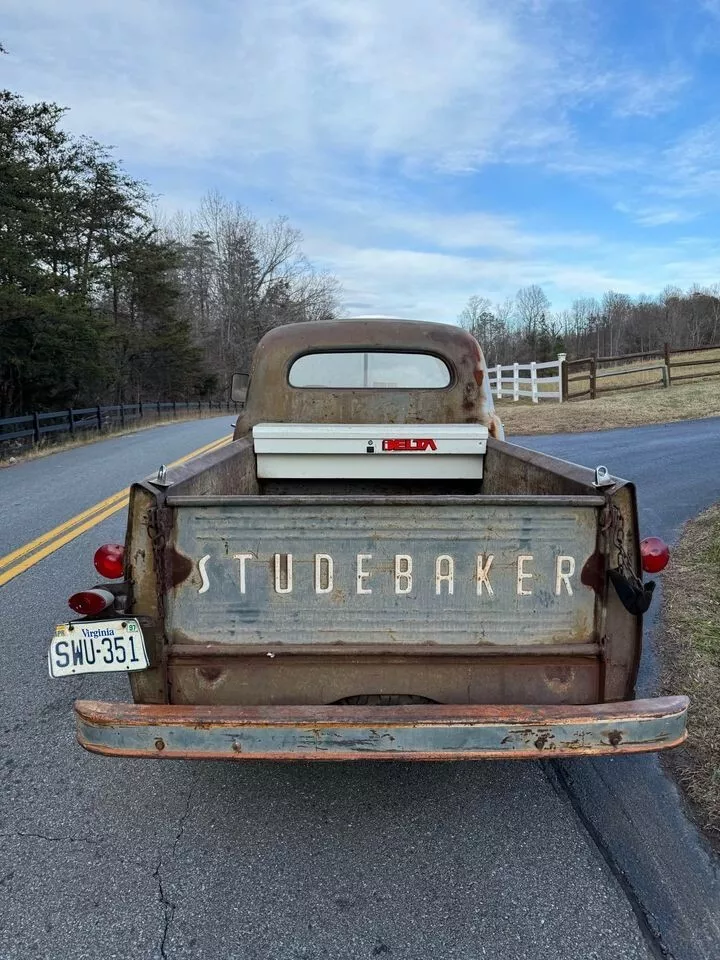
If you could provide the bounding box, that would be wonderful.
[226,552,578,597]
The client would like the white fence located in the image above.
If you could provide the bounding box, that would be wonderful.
[488,354,566,404]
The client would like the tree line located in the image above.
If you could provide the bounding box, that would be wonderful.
[459,284,720,367]
[0,88,341,417]
[6,78,718,417]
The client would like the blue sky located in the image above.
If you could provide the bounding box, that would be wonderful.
[4,0,720,320]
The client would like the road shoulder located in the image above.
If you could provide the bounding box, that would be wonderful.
[659,501,720,849]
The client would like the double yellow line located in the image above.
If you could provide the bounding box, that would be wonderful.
[0,435,231,588]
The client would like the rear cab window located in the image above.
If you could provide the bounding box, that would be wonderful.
[288,351,452,389]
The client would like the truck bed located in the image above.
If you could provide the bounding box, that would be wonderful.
[125,436,641,710]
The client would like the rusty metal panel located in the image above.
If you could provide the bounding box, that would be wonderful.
[483,437,607,496]
[125,484,168,704]
[162,436,259,498]
[168,653,600,706]
[74,696,689,761]
[165,499,599,648]
[601,484,643,700]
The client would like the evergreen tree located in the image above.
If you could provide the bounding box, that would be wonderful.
[0,90,341,416]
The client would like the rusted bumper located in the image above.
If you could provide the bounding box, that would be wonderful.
[74,696,689,761]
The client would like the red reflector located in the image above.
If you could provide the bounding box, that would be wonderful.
[68,589,114,617]
[641,537,670,574]
[94,543,125,580]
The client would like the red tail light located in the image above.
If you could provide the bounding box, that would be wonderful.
[68,588,115,617]
[94,543,125,580]
[641,537,670,574]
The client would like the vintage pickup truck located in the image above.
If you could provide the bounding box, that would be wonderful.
[49,317,688,760]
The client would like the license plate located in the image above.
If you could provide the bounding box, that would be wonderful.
[48,619,149,678]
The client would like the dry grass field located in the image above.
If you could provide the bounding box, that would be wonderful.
[568,347,720,394]
[499,358,720,435]
[660,503,720,843]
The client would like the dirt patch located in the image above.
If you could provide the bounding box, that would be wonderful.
[498,378,720,436]
[659,503,720,845]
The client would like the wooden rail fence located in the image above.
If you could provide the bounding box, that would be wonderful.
[560,342,720,401]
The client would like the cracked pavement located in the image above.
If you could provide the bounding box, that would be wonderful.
[1,416,720,959]
[155,776,197,959]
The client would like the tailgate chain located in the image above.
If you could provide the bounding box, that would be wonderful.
[147,505,172,621]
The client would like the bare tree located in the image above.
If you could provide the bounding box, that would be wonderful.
[165,190,342,384]
[458,295,495,346]
[459,280,720,366]
[515,285,550,340]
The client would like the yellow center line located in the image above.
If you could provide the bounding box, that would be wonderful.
[0,434,231,588]
[0,434,228,571]
[0,489,129,571]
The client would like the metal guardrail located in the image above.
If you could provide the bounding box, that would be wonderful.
[0,400,239,445]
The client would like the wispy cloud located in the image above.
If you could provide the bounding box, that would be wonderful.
[305,234,715,320]
[657,121,720,199]
[614,203,700,227]
[701,0,720,17]
[2,0,578,171]
[610,69,690,118]
[306,196,598,255]
[2,0,719,318]
[4,0,682,174]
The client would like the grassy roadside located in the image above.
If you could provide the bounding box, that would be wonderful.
[659,503,720,844]
[0,411,235,467]
[498,377,720,435]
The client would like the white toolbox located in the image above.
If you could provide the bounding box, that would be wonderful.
[252,422,488,480]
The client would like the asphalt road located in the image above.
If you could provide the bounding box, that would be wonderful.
[1,415,719,960]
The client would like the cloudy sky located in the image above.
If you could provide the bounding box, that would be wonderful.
[4,0,720,320]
